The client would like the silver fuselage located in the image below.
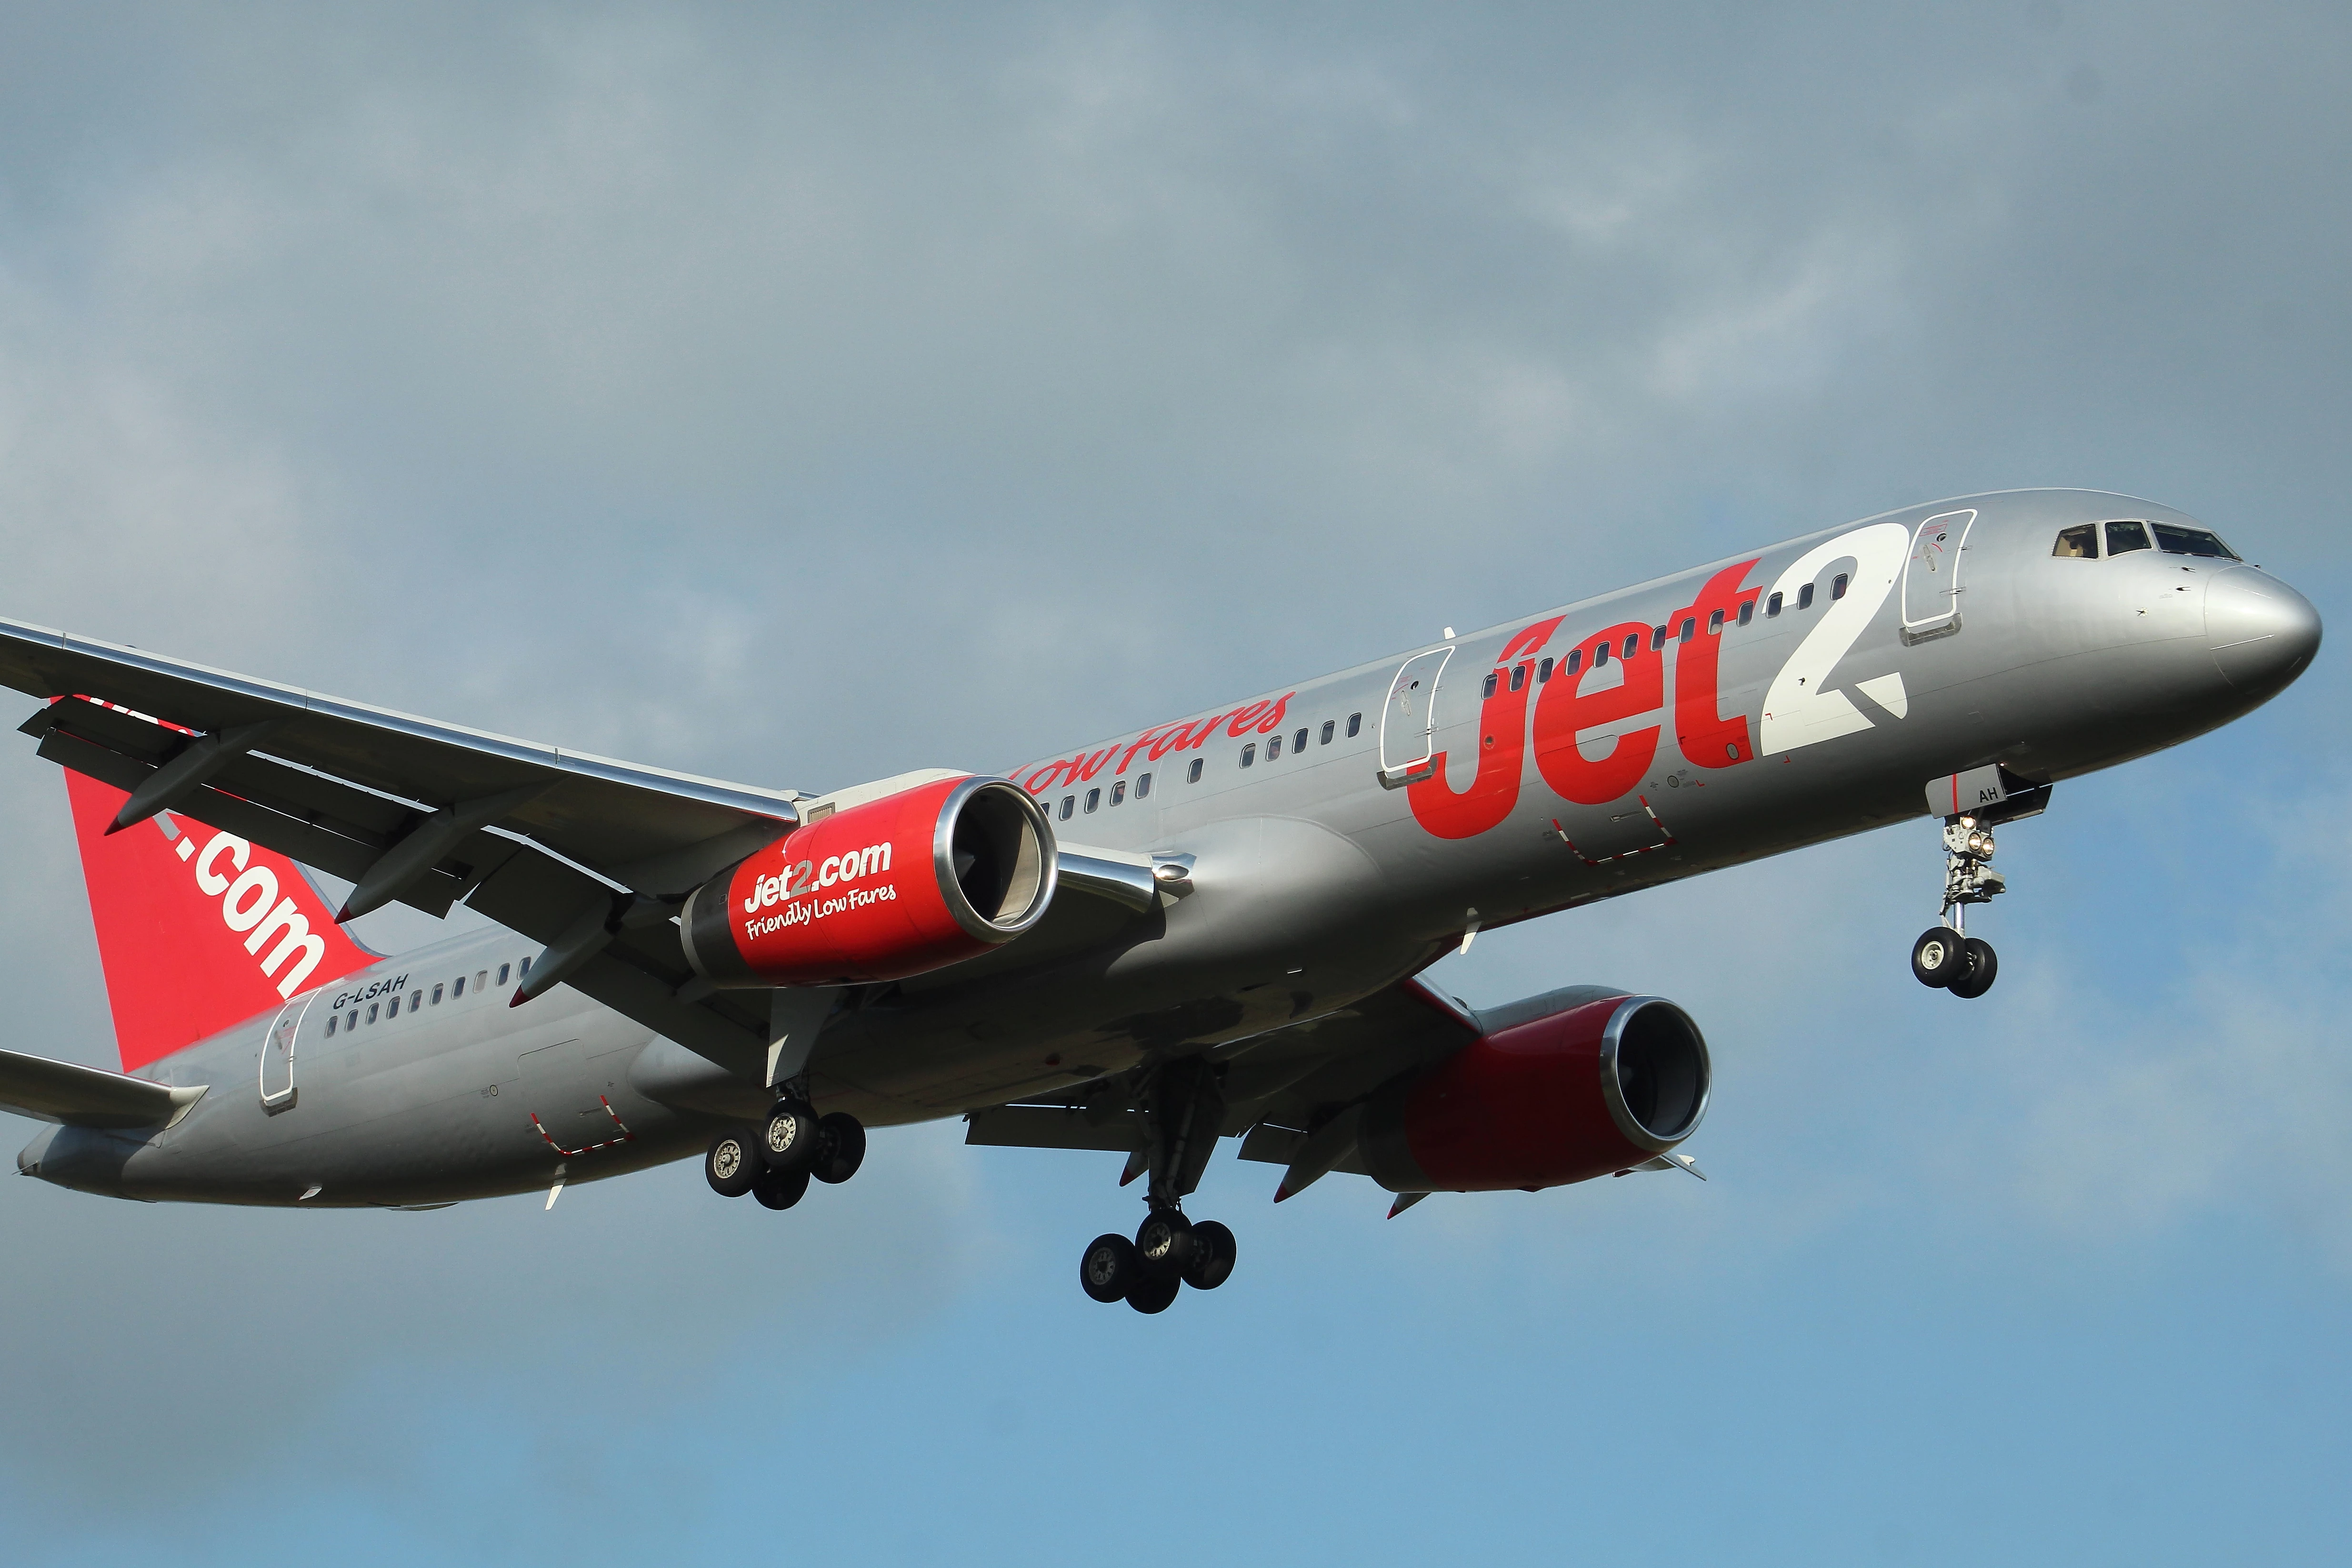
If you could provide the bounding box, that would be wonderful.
[21,489,2320,1207]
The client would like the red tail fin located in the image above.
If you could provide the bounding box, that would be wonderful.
[64,769,375,1071]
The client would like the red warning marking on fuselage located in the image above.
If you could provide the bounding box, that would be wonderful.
[528,1095,636,1158]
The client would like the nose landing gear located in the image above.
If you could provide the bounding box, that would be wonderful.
[1913,814,2004,999]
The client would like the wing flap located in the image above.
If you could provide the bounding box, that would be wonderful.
[33,724,492,917]
[964,1104,1145,1153]
[0,1048,205,1129]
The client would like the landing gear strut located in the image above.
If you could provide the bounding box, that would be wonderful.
[1075,1056,1241,1312]
[1913,813,2003,999]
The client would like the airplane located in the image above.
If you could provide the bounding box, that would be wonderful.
[0,489,2320,1314]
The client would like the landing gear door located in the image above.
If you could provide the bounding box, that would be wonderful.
[259,992,314,1114]
[1378,645,1453,788]
[1902,509,1975,636]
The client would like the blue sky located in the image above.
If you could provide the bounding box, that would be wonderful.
[0,5,2345,1563]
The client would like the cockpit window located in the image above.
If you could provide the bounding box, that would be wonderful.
[2152,523,2239,560]
[2106,520,2152,556]
[2052,524,2099,559]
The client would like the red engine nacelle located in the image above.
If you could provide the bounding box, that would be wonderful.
[1357,991,1711,1193]
[680,775,1055,987]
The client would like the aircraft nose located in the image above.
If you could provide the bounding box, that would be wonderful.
[2206,567,2322,700]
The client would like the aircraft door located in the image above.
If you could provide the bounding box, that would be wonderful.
[1902,509,1975,634]
[258,992,314,1114]
[1378,645,1454,787]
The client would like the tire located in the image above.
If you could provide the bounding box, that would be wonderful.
[1948,938,1999,999]
[1181,1220,1237,1291]
[753,1165,811,1210]
[759,1100,819,1175]
[1911,927,1965,988]
[812,1113,867,1185]
[1126,1274,1182,1315]
[1080,1233,1139,1304]
[705,1129,760,1197]
[1134,1208,1196,1282]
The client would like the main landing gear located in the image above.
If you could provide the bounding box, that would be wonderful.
[704,1093,867,1210]
[1912,814,2003,999]
[1080,1215,1239,1313]
[1076,1055,1241,1314]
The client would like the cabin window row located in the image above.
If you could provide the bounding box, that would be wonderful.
[1238,711,1362,769]
[322,957,529,1037]
[1476,597,1772,698]
[1060,711,1369,809]
[1764,576,1844,618]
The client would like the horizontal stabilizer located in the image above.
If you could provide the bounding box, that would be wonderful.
[0,1048,205,1129]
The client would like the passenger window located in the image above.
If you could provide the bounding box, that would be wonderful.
[1347,713,1362,738]
[1110,780,1126,807]
[1136,773,1152,799]
[1798,583,1815,610]
[1267,735,1282,760]
[1708,610,1724,634]
[1536,657,1553,684]
[1650,626,1666,650]
[1593,640,1610,668]
[1509,664,1527,692]
[497,963,511,986]
[453,975,466,998]
[347,1010,358,1031]
[1767,591,1783,617]
[1623,633,1640,659]
[2053,524,2099,559]
[474,971,487,993]
[1481,672,1499,699]
[1738,600,1755,626]
[1680,618,1696,641]
[431,983,444,1005]
[1292,727,1307,752]
[1060,796,1075,820]
[1084,788,1101,812]
[520,956,532,977]
[1240,744,1256,768]
[1188,757,1205,782]
[2107,520,2152,555]
[1320,720,1335,744]
[2152,522,2238,559]
[326,1014,338,1038]
[367,1003,379,1025]
[1565,649,1582,674]
[1832,573,1849,600]
[411,991,424,1014]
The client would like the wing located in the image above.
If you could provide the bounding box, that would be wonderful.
[0,1047,206,1129]
[0,618,803,1076]
[965,974,1484,1176]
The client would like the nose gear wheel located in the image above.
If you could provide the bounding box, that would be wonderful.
[1917,812,2003,999]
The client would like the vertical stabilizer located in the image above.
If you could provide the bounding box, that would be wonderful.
[63,769,375,1071]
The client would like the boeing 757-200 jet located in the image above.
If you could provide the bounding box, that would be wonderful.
[0,491,2320,1311]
